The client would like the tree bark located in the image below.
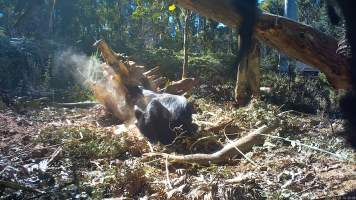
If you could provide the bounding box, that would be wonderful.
[182,10,191,79]
[235,37,261,106]
[145,124,278,165]
[174,0,351,89]
[161,78,198,95]
[92,40,199,121]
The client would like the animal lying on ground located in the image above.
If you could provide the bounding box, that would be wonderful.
[131,86,195,145]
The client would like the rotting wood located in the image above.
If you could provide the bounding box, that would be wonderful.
[93,39,197,95]
[92,39,199,121]
[93,39,155,91]
[161,78,199,95]
[143,66,161,77]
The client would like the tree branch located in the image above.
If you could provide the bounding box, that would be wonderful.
[174,0,351,89]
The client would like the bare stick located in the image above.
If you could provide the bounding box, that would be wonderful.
[145,124,278,165]
[161,78,199,95]
[165,155,173,189]
[222,124,258,166]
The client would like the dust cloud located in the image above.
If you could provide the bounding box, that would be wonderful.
[55,49,134,123]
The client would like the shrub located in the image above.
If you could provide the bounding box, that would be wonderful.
[261,71,340,116]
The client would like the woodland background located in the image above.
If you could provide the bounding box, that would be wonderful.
[0,0,355,199]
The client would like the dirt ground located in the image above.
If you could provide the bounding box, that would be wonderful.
[0,99,355,199]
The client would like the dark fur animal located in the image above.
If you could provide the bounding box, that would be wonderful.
[326,0,356,149]
[327,2,356,196]
[232,0,259,67]
[133,87,194,145]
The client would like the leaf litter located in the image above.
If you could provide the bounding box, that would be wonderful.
[0,97,355,199]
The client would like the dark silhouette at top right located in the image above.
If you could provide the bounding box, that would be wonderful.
[327,0,356,149]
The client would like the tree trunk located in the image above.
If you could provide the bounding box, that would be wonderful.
[182,10,191,79]
[278,0,298,73]
[174,0,351,89]
[235,37,261,106]
[227,28,233,54]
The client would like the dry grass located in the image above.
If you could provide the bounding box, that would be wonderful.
[0,98,355,199]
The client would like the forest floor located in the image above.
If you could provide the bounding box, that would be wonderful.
[0,95,355,199]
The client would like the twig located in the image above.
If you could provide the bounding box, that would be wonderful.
[143,158,161,165]
[146,140,154,152]
[145,124,277,165]
[55,102,98,108]
[222,123,259,167]
[165,155,173,190]
[326,116,335,135]
[47,147,62,166]
[258,133,355,163]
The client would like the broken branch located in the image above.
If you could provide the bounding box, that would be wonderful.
[145,124,278,165]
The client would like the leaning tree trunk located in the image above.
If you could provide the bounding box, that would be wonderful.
[174,0,351,89]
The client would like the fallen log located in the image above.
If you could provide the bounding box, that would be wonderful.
[144,124,278,165]
[143,66,161,77]
[161,78,199,95]
[55,101,99,108]
[94,39,199,95]
[174,0,351,89]
[93,39,155,91]
[93,40,129,79]
[152,77,168,89]
[92,39,199,121]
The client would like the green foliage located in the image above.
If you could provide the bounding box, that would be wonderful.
[261,47,280,72]
[0,27,6,37]
[261,0,285,15]
[64,84,95,102]
[0,37,51,93]
[132,48,181,78]
[298,0,343,38]
[189,53,235,80]
[261,72,340,116]
[39,126,127,159]
[133,49,237,81]
[36,125,153,198]
[0,0,348,121]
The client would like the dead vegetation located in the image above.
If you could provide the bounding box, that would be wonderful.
[0,96,355,199]
[1,41,355,199]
